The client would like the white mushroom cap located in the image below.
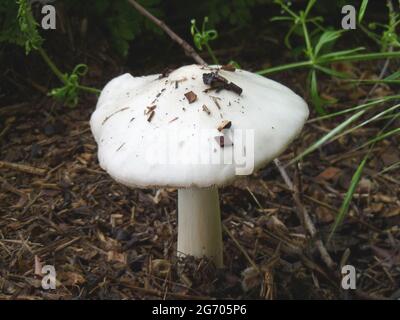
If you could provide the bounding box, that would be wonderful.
[90,64,309,188]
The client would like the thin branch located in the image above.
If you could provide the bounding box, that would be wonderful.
[0,161,47,176]
[127,0,206,65]
[222,224,260,272]
[274,159,336,270]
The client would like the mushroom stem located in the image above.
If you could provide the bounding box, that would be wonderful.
[177,187,223,267]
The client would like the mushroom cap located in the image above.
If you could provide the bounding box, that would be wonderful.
[90,64,309,188]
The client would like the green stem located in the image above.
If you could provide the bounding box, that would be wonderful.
[301,15,314,61]
[279,1,298,19]
[77,85,101,94]
[257,60,313,75]
[37,47,67,83]
[319,51,400,63]
[204,43,219,65]
[38,47,100,95]
[258,51,400,75]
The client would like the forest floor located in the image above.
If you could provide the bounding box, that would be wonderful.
[1,24,400,299]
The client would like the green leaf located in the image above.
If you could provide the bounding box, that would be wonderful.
[385,70,400,80]
[310,70,328,115]
[270,16,294,22]
[314,30,343,56]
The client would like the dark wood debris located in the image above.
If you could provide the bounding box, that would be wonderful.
[174,77,187,89]
[202,105,211,115]
[116,143,125,152]
[221,64,236,72]
[158,68,174,79]
[144,105,157,115]
[203,72,242,95]
[184,91,197,104]
[214,135,233,147]
[147,110,155,122]
[102,107,130,125]
[217,120,232,132]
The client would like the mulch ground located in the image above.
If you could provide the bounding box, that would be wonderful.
[0,62,399,300]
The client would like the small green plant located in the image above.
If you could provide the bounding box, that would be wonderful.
[260,0,400,238]
[49,64,100,107]
[191,16,219,65]
[190,16,241,67]
[259,0,400,115]
[296,96,400,240]
[16,0,43,54]
[15,0,100,107]
[360,0,400,51]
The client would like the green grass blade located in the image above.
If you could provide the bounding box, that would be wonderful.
[358,0,369,23]
[257,60,312,75]
[333,104,400,141]
[346,79,400,84]
[319,47,365,60]
[328,156,368,242]
[357,127,400,150]
[310,69,328,115]
[385,70,400,80]
[289,109,367,164]
[308,95,400,123]
[320,51,400,63]
[257,51,400,75]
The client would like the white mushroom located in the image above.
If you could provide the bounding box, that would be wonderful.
[90,64,309,267]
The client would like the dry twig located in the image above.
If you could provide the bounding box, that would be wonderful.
[0,161,46,176]
[274,159,336,269]
[127,0,206,65]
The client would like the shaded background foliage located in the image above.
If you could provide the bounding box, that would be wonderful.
[1,0,386,106]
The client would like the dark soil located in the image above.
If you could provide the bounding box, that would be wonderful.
[1,71,399,299]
